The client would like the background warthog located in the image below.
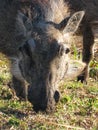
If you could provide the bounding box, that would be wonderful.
[63,0,98,83]
[0,0,85,112]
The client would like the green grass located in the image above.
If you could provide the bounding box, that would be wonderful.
[0,53,98,130]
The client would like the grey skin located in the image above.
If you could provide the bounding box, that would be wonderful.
[0,0,85,112]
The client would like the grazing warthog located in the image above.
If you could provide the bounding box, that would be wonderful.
[63,0,98,83]
[0,0,85,112]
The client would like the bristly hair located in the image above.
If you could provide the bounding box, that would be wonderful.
[49,0,69,23]
[31,0,68,23]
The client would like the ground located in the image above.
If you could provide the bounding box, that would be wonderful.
[0,43,98,130]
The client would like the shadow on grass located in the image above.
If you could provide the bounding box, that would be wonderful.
[0,107,28,119]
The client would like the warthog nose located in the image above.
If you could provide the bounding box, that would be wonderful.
[65,48,70,54]
[54,90,60,103]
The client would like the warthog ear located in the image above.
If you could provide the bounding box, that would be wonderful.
[63,11,85,34]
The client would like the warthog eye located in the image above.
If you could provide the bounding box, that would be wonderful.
[57,44,70,56]
[65,48,70,54]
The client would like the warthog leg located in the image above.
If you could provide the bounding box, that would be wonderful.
[77,24,94,83]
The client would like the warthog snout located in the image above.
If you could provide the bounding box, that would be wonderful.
[26,41,68,112]
[28,85,60,112]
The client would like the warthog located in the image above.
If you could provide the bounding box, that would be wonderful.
[63,0,98,83]
[0,0,85,112]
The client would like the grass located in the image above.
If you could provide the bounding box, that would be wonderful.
[0,53,98,130]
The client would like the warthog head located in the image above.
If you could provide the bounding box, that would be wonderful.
[17,0,85,112]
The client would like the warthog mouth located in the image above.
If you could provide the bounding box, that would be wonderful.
[27,80,61,112]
